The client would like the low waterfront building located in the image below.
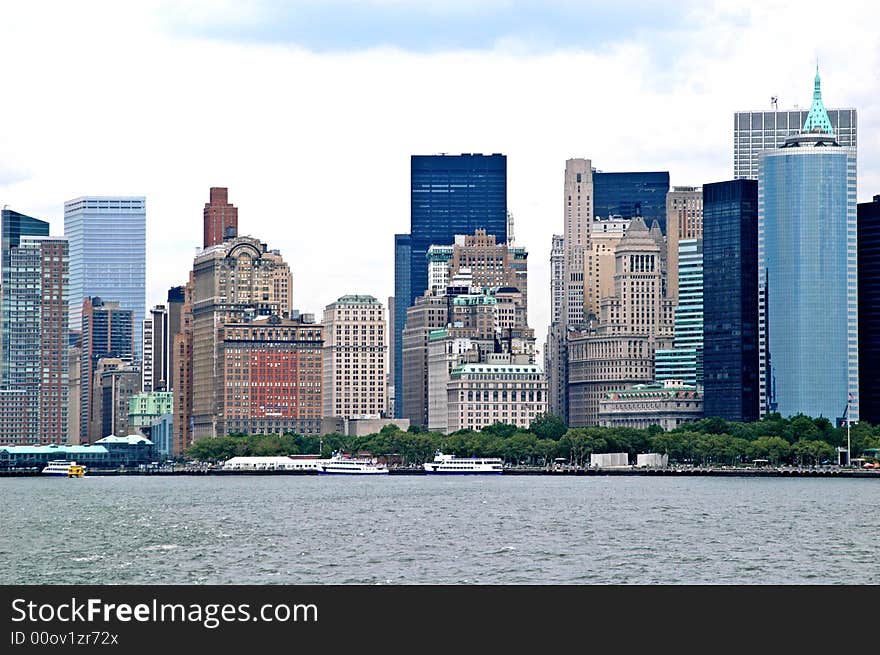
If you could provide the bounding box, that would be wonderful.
[597,380,703,431]
[636,453,669,468]
[446,360,547,432]
[0,435,156,469]
[320,416,410,436]
[590,452,630,469]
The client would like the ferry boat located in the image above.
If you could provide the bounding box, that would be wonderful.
[423,452,503,474]
[41,460,86,478]
[318,452,388,475]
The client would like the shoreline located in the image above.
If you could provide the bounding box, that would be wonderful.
[2,466,879,478]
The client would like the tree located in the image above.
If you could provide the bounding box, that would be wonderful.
[529,413,567,440]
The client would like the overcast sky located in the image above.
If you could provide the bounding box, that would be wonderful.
[1,0,878,353]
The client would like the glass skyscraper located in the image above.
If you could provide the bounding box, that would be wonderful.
[64,197,146,361]
[702,180,759,423]
[593,171,670,234]
[655,238,703,386]
[393,154,507,416]
[758,74,858,422]
[858,196,880,426]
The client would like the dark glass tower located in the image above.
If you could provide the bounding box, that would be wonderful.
[593,171,670,233]
[859,195,880,425]
[392,154,507,417]
[702,180,759,422]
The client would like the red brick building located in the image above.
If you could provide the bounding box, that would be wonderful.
[203,187,238,248]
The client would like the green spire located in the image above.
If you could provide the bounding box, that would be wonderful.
[802,64,834,135]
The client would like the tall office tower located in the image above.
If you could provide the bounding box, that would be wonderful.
[4,237,69,444]
[734,105,856,181]
[166,286,185,392]
[392,234,411,417]
[758,69,858,422]
[655,238,703,386]
[1,209,49,383]
[401,294,449,428]
[172,275,193,456]
[702,180,759,422]
[64,196,146,360]
[190,236,293,439]
[79,297,134,442]
[593,171,670,234]
[322,295,386,420]
[549,234,565,323]
[393,154,507,417]
[562,158,593,326]
[387,295,395,417]
[666,186,703,303]
[67,345,82,444]
[217,316,323,437]
[858,195,880,425]
[567,218,674,426]
[142,305,169,393]
[203,187,239,248]
[91,358,140,440]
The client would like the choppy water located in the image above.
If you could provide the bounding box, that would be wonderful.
[1,475,878,584]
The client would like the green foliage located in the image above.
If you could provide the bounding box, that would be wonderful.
[529,413,568,440]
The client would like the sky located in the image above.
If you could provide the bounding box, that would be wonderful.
[1,0,878,354]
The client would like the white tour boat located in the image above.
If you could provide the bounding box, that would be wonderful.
[41,460,86,477]
[318,452,389,475]
[423,452,503,474]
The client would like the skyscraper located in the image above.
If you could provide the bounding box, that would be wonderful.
[665,186,703,304]
[203,187,238,248]
[80,297,134,442]
[1,208,49,384]
[858,195,880,425]
[143,304,169,393]
[655,238,703,386]
[64,196,146,360]
[5,237,69,444]
[393,154,507,417]
[702,180,759,422]
[593,171,670,234]
[758,68,858,422]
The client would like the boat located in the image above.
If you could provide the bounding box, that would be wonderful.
[318,452,388,475]
[41,460,86,478]
[423,452,503,474]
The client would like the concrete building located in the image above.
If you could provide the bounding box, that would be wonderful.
[858,195,880,425]
[128,391,174,431]
[322,295,386,420]
[446,360,547,432]
[217,316,323,436]
[401,293,448,428]
[597,381,703,431]
[91,358,140,440]
[4,236,69,444]
[666,186,703,304]
[0,390,28,446]
[67,345,81,444]
[387,295,395,418]
[568,218,674,426]
[320,416,410,437]
[64,196,145,360]
[171,275,193,457]
[190,235,293,440]
[549,234,565,324]
[166,286,186,392]
[79,297,134,443]
[758,68,858,422]
[203,187,239,249]
[142,304,169,392]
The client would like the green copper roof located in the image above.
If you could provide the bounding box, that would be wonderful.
[802,66,834,136]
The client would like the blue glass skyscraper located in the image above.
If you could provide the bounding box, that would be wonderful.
[64,197,146,361]
[702,180,759,422]
[393,154,507,416]
[758,69,858,422]
[593,171,670,233]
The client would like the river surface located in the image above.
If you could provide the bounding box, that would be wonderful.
[1,475,878,584]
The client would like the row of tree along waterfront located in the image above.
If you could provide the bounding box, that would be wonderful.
[185,413,880,468]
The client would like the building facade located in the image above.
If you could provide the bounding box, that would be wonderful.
[858,195,880,426]
[598,381,703,431]
[217,316,323,436]
[593,171,670,234]
[758,71,858,422]
[446,362,547,432]
[665,186,703,303]
[64,196,146,360]
[142,304,169,392]
[322,295,386,420]
[702,180,760,422]
[203,187,239,248]
[655,238,703,386]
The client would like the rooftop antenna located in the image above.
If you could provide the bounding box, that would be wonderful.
[771,96,778,110]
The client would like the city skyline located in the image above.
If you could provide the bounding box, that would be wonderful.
[1,2,878,358]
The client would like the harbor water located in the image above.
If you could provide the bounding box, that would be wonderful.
[1,475,878,584]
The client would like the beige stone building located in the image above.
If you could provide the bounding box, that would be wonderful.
[322,295,386,420]
[598,381,703,430]
[191,236,293,440]
[666,186,703,304]
[568,218,674,427]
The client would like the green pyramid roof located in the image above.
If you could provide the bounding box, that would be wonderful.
[802,66,834,136]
